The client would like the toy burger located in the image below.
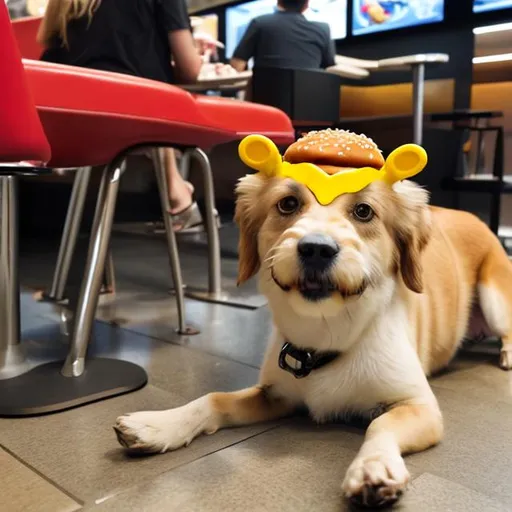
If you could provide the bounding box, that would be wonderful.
[238,129,427,204]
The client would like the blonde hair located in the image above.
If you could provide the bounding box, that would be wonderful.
[37,0,101,47]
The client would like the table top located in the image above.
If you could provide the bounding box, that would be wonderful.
[181,71,252,92]
[378,53,449,68]
[181,52,450,93]
[181,61,370,92]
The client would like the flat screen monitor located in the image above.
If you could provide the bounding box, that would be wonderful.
[473,0,512,12]
[225,0,347,59]
[352,0,445,36]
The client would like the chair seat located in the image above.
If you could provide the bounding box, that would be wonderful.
[22,60,234,167]
[194,95,295,145]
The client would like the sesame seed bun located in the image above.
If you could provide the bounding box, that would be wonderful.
[284,129,385,172]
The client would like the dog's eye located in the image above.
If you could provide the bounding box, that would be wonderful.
[277,196,300,215]
[353,203,374,222]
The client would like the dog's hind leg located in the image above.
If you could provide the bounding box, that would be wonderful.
[477,240,512,370]
[114,386,294,454]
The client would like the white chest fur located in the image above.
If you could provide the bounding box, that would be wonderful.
[259,285,434,422]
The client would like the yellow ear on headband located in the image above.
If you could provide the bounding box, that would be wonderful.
[238,135,427,205]
[238,134,282,176]
[382,144,428,186]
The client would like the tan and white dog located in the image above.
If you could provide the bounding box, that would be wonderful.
[114,135,512,508]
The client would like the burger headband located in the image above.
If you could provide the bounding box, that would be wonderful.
[238,133,427,206]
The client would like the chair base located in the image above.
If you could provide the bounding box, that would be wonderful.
[37,283,115,305]
[182,288,267,310]
[0,358,147,417]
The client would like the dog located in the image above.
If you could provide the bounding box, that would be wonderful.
[114,170,512,508]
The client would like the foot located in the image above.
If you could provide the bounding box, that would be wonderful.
[500,345,512,370]
[342,452,410,508]
[114,397,216,454]
[169,181,194,215]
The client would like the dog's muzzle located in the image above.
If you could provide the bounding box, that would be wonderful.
[296,234,339,301]
[297,233,340,273]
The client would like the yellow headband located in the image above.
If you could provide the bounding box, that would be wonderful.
[238,134,427,205]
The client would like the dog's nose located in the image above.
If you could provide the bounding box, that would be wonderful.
[297,234,340,271]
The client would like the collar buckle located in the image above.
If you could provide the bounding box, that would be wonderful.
[278,342,315,379]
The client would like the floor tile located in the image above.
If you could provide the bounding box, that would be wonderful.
[111,296,272,369]
[24,287,271,371]
[400,473,509,512]
[433,363,512,405]
[405,384,512,505]
[20,233,271,370]
[16,313,261,400]
[91,421,363,512]
[0,384,277,506]
[0,447,81,512]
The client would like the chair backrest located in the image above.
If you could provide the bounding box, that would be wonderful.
[11,16,44,60]
[0,3,50,164]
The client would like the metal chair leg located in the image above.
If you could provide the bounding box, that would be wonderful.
[46,167,92,302]
[61,158,126,377]
[102,249,116,294]
[192,148,221,294]
[0,163,146,416]
[0,176,28,379]
[183,148,267,310]
[152,148,197,335]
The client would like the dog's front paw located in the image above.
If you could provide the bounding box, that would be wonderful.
[342,452,410,508]
[113,410,189,453]
[114,401,213,454]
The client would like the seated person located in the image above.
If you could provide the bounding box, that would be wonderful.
[38,0,207,232]
[230,0,336,72]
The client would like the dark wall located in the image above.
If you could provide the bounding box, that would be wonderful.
[335,26,474,110]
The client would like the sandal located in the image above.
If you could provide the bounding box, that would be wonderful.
[147,203,220,235]
[170,201,205,233]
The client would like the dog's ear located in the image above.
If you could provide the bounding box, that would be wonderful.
[393,181,431,293]
[235,175,265,285]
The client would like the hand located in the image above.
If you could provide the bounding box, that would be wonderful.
[193,33,222,58]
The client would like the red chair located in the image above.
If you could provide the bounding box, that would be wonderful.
[0,3,75,413]
[10,15,43,60]
[0,9,50,396]
[195,94,295,145]
[2,3,241,415]
[7,11,295,418]
[0,1,49,375]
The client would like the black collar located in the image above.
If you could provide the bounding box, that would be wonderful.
[278,341,341,379]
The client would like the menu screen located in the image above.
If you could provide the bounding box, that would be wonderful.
[352,0,444,36]
[474,0,512,12]
[225,0,347,59]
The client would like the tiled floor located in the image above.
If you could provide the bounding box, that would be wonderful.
[2,228,512,511]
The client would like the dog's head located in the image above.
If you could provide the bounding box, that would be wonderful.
[235,174,431,318]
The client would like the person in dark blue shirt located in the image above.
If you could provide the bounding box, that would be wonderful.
[230,0,336,72]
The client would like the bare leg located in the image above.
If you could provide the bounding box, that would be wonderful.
[114,386,293,453]
[164,148,193,214]
[342,400,443,507]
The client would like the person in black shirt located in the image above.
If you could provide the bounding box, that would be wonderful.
[230,0,336,72]
[38,0,209,231]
